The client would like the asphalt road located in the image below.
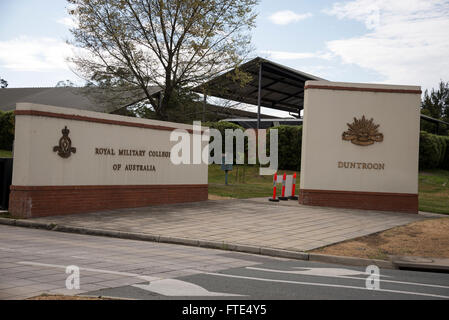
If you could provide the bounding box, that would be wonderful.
[86,257,449,300]
[1,225,448,300]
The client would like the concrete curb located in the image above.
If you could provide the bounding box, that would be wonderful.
[0,217,394,269]
[391,255,449,272]
[308,253,394,269]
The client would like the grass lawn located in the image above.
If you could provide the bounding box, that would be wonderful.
[0,149,12,158]
[419,170,449,214]
[208,165,449,214]
[208,165,298,199]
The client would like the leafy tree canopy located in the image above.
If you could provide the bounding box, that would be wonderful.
[0,77,7,89]
[67,0,259,120]
[55,80,75,87]
[421,81,449,135]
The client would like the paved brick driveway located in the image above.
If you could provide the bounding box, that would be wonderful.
[31,198,425,252]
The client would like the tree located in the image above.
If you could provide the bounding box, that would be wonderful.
[422,81,449,119]
[0,77,7,88]
[421,81,449,135]
[67,0,258,120]
[55,80,75,87]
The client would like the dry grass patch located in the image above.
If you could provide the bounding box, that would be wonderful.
[27,294,113,300]
[208,194,234,200]
[311,218,449,260]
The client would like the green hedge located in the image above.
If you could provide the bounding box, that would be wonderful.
[203,121,246,163]
[269,125,302,171]
[419,131,449,170]
[202,121,244,137]
[0,111,14,151]
[438,136,449,169]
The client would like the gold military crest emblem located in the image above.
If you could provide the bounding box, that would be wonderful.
[342,115,384,146]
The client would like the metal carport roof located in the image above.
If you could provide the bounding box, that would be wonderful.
[194,57,326,128]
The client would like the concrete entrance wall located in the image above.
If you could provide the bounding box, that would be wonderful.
[10,103,208,218]
[299,81,421,213]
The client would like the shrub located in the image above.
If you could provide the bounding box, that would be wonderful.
[436,136,445,165]
[203,122,304,169]
[269,125,302,171]
[419,131,449,170]
[202,121,246,163]
[202,121,244,137]
[0,111,14,151]
[440,136,449,170]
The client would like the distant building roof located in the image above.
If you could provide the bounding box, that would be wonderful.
[204,103,279,120]
[221,118,302,129]
[0,86,161,113]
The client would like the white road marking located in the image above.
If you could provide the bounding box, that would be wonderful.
[206,272,449,299]
[290,267,377,277]
[133,280,243,297]
[246,266,449,289]
[248,267,380,277]
[18,261,241,297]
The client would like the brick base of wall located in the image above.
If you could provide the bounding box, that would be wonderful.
[9,184,208,218]
[299,189,418,214]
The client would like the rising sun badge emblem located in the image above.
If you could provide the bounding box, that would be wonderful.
[342,115,384,146]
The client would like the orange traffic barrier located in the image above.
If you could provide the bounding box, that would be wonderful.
[279,173,288,201]
[289,172,299,200]
[268,172,280,202]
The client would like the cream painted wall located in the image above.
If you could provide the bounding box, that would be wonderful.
[12,103,208,186]
[300,81,421,194]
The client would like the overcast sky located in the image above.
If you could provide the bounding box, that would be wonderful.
[0,0,448,94]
